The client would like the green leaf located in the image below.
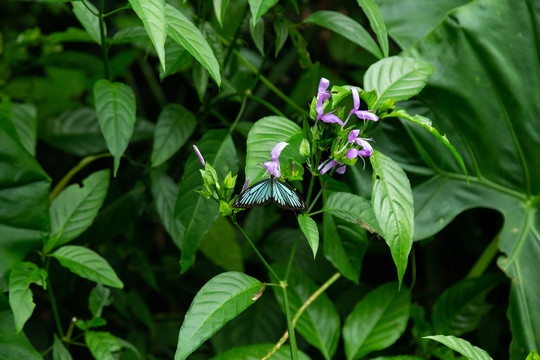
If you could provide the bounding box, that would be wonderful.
[303,10,382,59]
[370,357,424,360]
[85,331,122,360]
[432,274,503,336]
[356,0,389,57]
[110,26,148,44]
[174,272,263,360]
[274,19,288,57]
[166,4,221,85]
[364,56,434,108]
[8,262,46,333]
[199,217,244,272]
[149,171,184,249]
[370,151,414,287]
[527,350,540,360]
[272,266,340,360]
[343,282,411,360]
[46,169,110,252]
[424,335,493,360]
[298,214,319,258]
[213,0,230,27]
[10,103,38,156]
[0,118,50,290]
[128,0,167,71]
[245,116,304,184]
[53,334,73,360]
[51,246,123,288]
[249,17,264,56]
[174,129,238,273]
[93,80,137,176]
[72,1,104,44]
[210,343,311,360]
[151,104,196,167]
[248,0,279,26]
[324,192,381,235]
[89,284,111,318]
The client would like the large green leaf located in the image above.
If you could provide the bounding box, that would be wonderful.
[174,129,238,273]
[356,0,389,57]
[424,335,493,360]
[324,192,381,236]
[343,282,411,360]
[174,272,263,360]
[245,116,304,184]
[51,246,123,288]
[0,118,50,290]
[151,103,196,168]
[374,0,540,357]
[93,80,137,176]
[46,169,110,252]
[71,1,104,45]
[370,150,414,287]
[128,0,167,71]
[166,4,221,85]
[8,262,47,333]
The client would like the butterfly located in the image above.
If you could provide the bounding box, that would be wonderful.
[232,176,308,211]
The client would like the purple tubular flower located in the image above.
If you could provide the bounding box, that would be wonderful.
[242,178,250,191]
[346,137,374,158]
[263,142,289,177]
[193,145,205,167]
[343,88,378,127]
[318,159,346,175]
[314,77,344,125]
[317,78,331,103]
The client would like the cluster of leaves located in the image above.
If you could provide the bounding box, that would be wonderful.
[1,0,539,359]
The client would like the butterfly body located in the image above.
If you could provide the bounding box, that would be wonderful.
[232,176,307,211]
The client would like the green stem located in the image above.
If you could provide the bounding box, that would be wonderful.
[98,0,110,79]
[284,229,301,281]
[246,94,286,117]
[466,235,500,279]
[102,3,131,17]
[281,285,299,360]
[47,267,65,339]
[49,153,111,203]
[228,95,247,136]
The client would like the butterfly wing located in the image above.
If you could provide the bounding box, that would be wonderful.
[232,178,273,209]
[272,179,308,211]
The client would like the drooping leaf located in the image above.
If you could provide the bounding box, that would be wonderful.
[85,331,122,360]
[356,0,389,57]
[343,282,411,360]
[274,19,288,56]
[298,214,319,258]
[89,284,112,318]
[72,1,104,44]
[174,129,238,273]
[46,169,110,252]
[8,262,47,333]
[151,104,196,167]
[424,335,493,360]
[249,17,264,56]
[199,217,244,272]
[51,246,123,288]
[364,56,434,108]
[303,10,382,59]
[93,80,137,176]
[324,192,381,236]
[174,272,263,360]
[248,0,279,26]
[128,0,167,71]
[166,4,221,85]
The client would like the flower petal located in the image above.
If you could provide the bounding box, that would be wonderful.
[271,142,289,161]
[346,148,359,159]
[193,145,205,167]
[354,110,378,122]
[317,78,331,102]
[348,129,360,143]
[357,138,373,157]
[320,113,344,125]
[336,164,347,174]
[264,160,281,177]
[350,87,360,113]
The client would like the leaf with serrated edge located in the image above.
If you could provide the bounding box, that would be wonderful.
[174,272,262,360]
[343,282,411,360]
[93,80,136,176]
[166,4,221,85]
[424,335,493,360]
[370,151,414,287]
[298,214,319,258]
[46,169,110,252]
[51,246,123,288]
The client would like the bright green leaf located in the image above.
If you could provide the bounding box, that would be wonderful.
[213,0,230,28]
[527,350,540,360]
[356,0,389,57]
[424,335,493,360]
[51,246,123,288]
[298,214,319,258]
[72,1,104,44]
[174,272,263,360]
[85,331,122,360]
[248,0,279,26]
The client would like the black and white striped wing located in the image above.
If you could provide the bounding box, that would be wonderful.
[232,178,273,209]
[272,179,308,211]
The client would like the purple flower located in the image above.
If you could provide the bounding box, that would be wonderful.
[317,78,331,103]
[242,178,250,191]
[318,159,346,175]
[343,88,378,127]
[193,145,205,167]
[263,142,289,177]
[346,131,374,158]
[315,77,343,125]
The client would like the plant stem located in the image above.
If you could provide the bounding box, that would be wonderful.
[47,270,65,339]
[466,234,500,279]
[284,230,301,281]
[49,153,111,203]
[281,285,299,360]
[98,0,110,79]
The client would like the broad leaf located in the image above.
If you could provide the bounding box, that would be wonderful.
[248,0,279,26]
[51,246,123,288]
[72,1,104,44]
[10,103,38,156]
[324,192,381,236]
[128,0,167,71]
[8,262,47,333]
[151,103,196,167]
[166,4,221,85]
[53,334,73,360]
[364,56,434,108]
[298,214,319,258]
[46,169,110,252]
[370,151,414,287]
[93,80,137,176]
[211,343,311,360]
[424,335,493,360]
[85,331,122,360]
[303,10,382,59]
[174,272,263,360]
[356,0,389,57]
[343,282,411,360]
[199,217,244,272]
[245,116,304,184]
[89,284,111,318]
[174,129,238,273]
